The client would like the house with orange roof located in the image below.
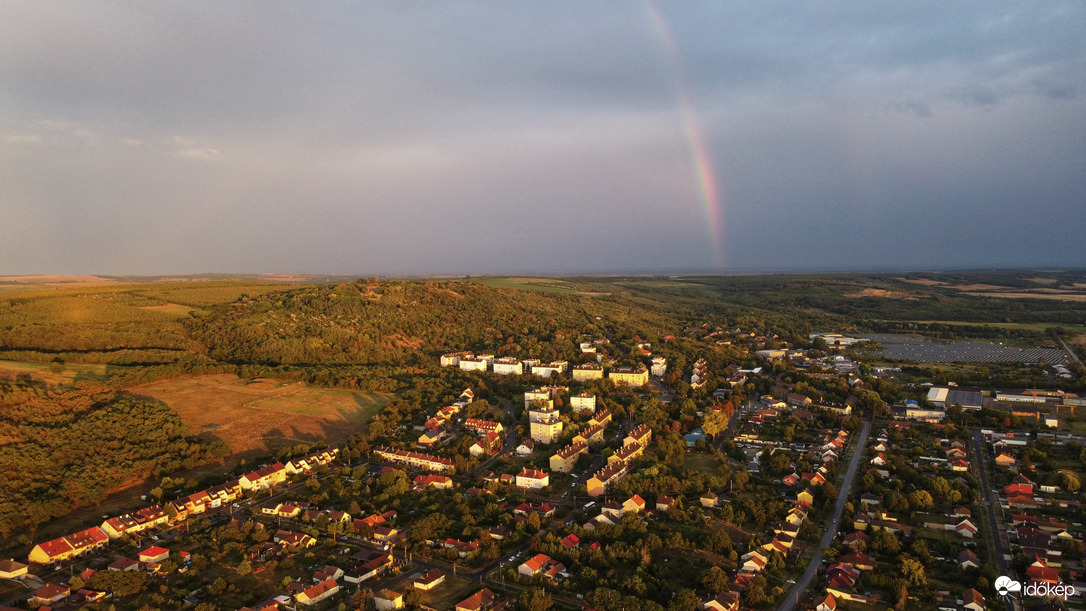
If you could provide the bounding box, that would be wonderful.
[518,553,557,577]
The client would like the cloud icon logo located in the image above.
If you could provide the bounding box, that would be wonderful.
[995,576,1022,596]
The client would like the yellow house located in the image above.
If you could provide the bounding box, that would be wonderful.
[796,489,815,507]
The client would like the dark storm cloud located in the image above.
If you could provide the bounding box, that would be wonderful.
[1,1,1084,275]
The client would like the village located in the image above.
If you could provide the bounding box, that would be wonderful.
[2,326,1085,611]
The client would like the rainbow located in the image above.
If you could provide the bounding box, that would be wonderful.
[643,1,725,267]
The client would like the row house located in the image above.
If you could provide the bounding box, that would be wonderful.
[373,447,454,472]
[101,505,169,539]
[550,441,588,473]
[287,448,339,474]
[240,462,289,491]
[464,418,503,436]
[29,526,110,565]
[177,479,243,517]
[586,460,628,497]
[624,424,652,448]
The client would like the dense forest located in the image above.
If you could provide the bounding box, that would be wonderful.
[0,381,227,539]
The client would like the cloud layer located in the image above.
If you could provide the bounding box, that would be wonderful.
[2,2,1084,275]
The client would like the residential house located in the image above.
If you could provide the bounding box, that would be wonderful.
[240,462,289,491]
[703,591,740,611]
[962,588,985,611]
[957,550,980,569]
[138,546,170,564]
[456,588,495,611]
[32,584,71,606]
[415,569,446,590]
[515,469,549,490]
[814,593,837,611]
[0,559,28,579]
[519,553,552,577]
[994,453,1018,468]
[296,579,340,606]
[374,589,405,611]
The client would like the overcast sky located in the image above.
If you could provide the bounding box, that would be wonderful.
[2,2,1084,276]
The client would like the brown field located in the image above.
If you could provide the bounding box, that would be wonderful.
[417,575,477,609]
[844,288,911,299]
[134,374,392,454]
[0,359,111,385]
[953,283,1012,291]
[136,302,203,317]
[897,277,946,286]
[971,292,1086,302]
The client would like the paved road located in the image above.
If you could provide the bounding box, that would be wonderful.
[1060,337,1083,368]
[972,429,1016,611]
[776,419,870,611]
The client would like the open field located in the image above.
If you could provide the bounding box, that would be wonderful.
[478,276,610,296]
[417,575,477,609]
[136,302,204,317]
[970,291,1086,302]
[684,452,722,474]
[134,374,392,454]
[910,320,1086,333]
[0,359,113,385]
[250,387,392,424]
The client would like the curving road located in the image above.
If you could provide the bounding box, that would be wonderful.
[776,419,870,611]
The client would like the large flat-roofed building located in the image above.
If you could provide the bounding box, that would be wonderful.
[927,387,983,410]
[459,355,493,372]
[492,358,523,375]
[572,363,603,381]
[608,366,649,386]
[570,393,596,414]
[532,361,568,378]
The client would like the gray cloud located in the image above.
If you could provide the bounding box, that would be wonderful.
[1,1,1084,275]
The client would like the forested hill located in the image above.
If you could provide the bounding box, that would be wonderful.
[185,280,678,367]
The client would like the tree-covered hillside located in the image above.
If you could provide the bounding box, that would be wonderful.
[185,280,680,367]
[0,382,227,538]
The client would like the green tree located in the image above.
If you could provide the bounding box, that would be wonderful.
[899,554,926,587]
[518,588,553,611]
